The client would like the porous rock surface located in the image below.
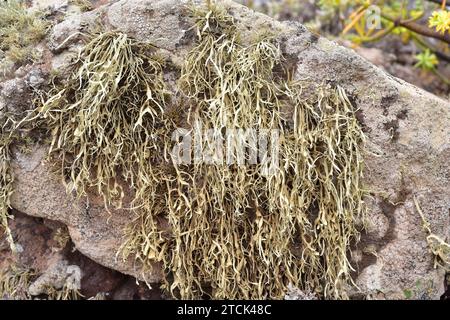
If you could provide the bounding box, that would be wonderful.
[4,0,450,299]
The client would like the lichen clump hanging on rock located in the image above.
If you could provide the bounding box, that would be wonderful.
[0,117,17,253]
[124,4,366,299]
[0,0,50,253]
[6,3,367,299]
[27,31,170,209]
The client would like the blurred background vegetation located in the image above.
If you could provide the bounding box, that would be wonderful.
[238,0,450,98]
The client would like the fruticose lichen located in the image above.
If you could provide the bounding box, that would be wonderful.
[0,0,49,74]
[121,4,366,299]
[415,196,450,271]
[0,117,17,253]
[0,0,50,253]
[0,264,34,300]
[25,31,170,210]
[3,2,367,300]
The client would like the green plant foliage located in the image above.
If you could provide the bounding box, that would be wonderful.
[319,0,350,11]
[414,48,439,70]
[403,288,412,299]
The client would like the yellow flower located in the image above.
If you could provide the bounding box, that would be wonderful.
[428,10,450,34]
